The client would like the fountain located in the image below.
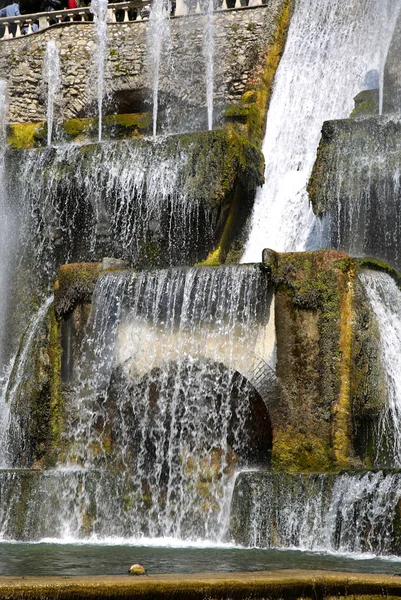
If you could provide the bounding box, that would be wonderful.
[91,0,109,142]
[2,0,401,590]
[204,0,214,130]
[148,0,171,137]
[242,0,401,261]
[43,41,61,147]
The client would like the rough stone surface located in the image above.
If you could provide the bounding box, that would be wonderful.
[0,1,285,124]
[309,116,401,272]
[266,250,357,471]
[0,570,400,599]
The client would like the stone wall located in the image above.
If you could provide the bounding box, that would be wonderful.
[0,0,285,124]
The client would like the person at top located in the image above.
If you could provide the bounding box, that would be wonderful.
[0,0,21,36]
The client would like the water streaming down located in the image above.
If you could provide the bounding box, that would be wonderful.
[359,271,401,467]
[242,0,401,261]
[0,80,10,464]
[204,0,214,131]
[231,471,401,556]
[54,265,274,540]
[312,118,401,272]
[0,296,54,468]
[148,0,171,137]
[6,139,214,279]
[91,0,108,142]
[379,5,401,115]
[43,41,61,147]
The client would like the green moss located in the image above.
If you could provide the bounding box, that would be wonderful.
[7,122,46,149]
[222,105,250,123]
[350,89,379,118]
[62,117,91,138]
[272,250,357,471]
[272,429,334,472]
[239,0,293,147]
[356,257,401,289]
[59,113,152,143]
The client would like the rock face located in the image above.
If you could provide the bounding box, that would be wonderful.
[0,2,287,125]
[309,117,401,272]
[264,250,361,471]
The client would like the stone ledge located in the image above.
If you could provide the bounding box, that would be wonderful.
[0,570,401,599]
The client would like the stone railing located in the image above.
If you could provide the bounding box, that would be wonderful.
[0,0,267,39]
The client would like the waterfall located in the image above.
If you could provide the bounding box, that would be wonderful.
[91,0,109,142]
[360,271,401,467]
[0,295,54,468]
[231,471,401,556]
[242,0,401,262]
[204,0,214,131]
[379,5,401,115]
[54,265,273,541]
[43,40,61,147]
[148,0,171,137]
[7,139,214,274]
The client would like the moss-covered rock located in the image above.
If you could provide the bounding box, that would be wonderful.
[351,276,386,468]
[350,89,379,118]
[6,113,153,149]
[265,249,357,471]
[54,263,102,318]
[6,302,64,468]
[7,122,46,149]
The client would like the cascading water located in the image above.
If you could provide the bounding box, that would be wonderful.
[0,295,54,468]
[359,271,401,467]
[379,5,401,115]
[230,471,401,556]
[91,0,108,142]
[204,0,214,130]
[148,0,171,137]
[43,40,61,147]
[17,265,274,541]
[242,0,401,261]
[7,138,214,275]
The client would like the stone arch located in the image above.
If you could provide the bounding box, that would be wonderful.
[109,357,273,469]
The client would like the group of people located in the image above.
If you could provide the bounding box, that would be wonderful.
[0,0,84,35]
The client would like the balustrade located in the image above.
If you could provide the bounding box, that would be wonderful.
[0,0,267,40]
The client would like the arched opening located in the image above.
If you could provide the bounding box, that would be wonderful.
[106,358,272,473]
[102,358,273,537]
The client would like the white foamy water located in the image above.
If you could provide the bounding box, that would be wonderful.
[148,0,171,137]
[360,271,401,466]
[235,470,401,556]
[43,40,61,146]
[91,0,108,142]
[204,0,214,130]
[242,0,401,261]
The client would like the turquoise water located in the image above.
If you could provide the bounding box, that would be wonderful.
[1,544,401,577]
